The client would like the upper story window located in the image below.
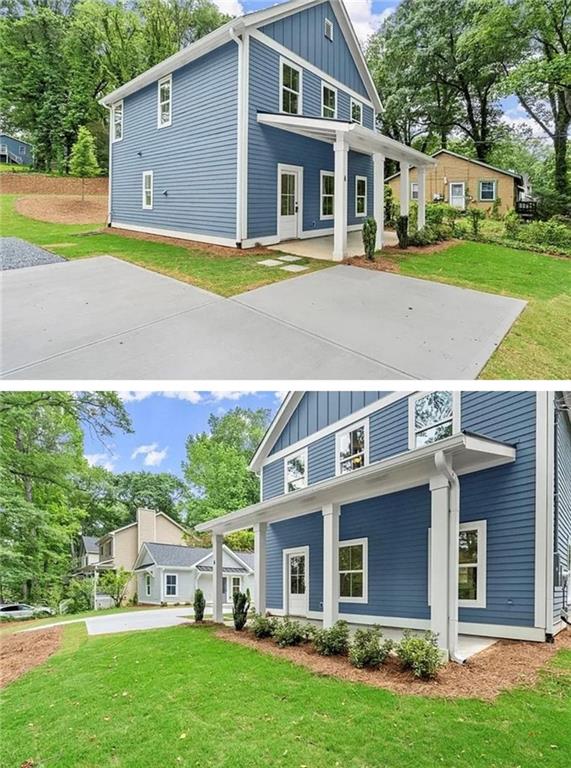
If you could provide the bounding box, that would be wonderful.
[320,171,334,220]
[324,17,334,41]
[410,391,458,449]
[355,175,367,217]
[112,101,123,142]
[322,83,337,119]
[339,538,367,602]
[336,421,368,475]
[458,521,486,607]
[479,180,496,201]
[351,98,363,125]
[285,449,307,493]
[281,58,302,115]
[142,170,153,210]
[158,75,172,128]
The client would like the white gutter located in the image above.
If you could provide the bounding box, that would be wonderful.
[104,105,112,226]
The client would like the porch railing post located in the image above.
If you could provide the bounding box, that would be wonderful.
[373,152,385,250]
[212,533,224,623]
[322,503,340,628]
[429,474,450,658]
[254,522,267,615]
[333,134,348,261]
[417,166,426,229]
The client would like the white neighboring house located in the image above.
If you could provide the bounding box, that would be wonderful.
[134,542,255,608]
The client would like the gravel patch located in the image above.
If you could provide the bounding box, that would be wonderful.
[1,238,65,270]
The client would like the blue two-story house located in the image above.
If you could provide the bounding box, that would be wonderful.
[100,0,435,260]
[198,391,571,660]
[0,134,32,166]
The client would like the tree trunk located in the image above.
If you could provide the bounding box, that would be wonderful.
[553,116,570,197]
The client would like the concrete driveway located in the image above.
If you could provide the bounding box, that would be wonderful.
[20,607,195,636]
[1,255,526,379]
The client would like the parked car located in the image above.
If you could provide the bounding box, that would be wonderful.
[0,603,54,620]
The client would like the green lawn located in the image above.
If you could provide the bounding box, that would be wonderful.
[1,624,570,767]
[0,194,332,296]
[380,240,571,379]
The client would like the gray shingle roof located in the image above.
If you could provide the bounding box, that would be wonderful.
[82,535,99,553]
[138,543,254,572]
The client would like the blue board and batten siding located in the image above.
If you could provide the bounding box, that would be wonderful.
[554,409,571,623]
[111,43,238,240]
[265,391,539,630]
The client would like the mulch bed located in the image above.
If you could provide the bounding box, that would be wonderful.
[1,173,107,196]
[216,626,571,700]
[110,226,276,257]
[0,627,62,688]
[343,239,459,274]
[14,195,107,225]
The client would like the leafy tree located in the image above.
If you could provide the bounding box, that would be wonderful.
[98,567,131,607]
[69,125,100,200]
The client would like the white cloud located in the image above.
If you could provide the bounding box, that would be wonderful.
[501,106,550,138]
[345,1,394,45]
[209,391,258,402]
[274,391,289,405]
[119,391,154,403]
[161,391,203,404]
[213,0,244,16]
[85,452,115,472]
[131,443,168,467]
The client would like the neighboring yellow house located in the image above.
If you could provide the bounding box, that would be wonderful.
[386,149,532,216]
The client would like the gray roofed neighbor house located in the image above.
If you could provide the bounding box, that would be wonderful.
[82,535,99,553]
[136,542,254,572]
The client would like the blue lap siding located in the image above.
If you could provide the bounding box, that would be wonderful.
[111,42,238,239]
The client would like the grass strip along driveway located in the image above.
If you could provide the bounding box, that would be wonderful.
[0,195,331,297]
[1,623,570,768]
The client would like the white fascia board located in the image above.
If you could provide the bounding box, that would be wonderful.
[133,543,155,570]
[249,392,300,472]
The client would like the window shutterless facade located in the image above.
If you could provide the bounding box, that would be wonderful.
[479,180,496,201]
[112,101,123,142]
[165,573,177,597]
[158,75,172,128]
[336,421,368,475]
[320,170,334,219]
[409,391,459,449]
[322,83,337,119]
[280,58,302,115]
[350,98,363,125]
[285,448,307,493]
[355,175,367,217]
[338,538,368,602]
[142,171,153,210]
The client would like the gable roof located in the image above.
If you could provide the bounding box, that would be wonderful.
[104,510,187,538]
[100,0,381,112]
[81,535,99,554]
[385,149,523,182]
[250,392,302,473]
[134,542,254,572]
[0,134,32,146]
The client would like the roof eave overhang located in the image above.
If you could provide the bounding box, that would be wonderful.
[199,433,515,534]
[250,392,301,472]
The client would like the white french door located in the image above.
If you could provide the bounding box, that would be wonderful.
[278,164,303,240]
[449,182,466,209]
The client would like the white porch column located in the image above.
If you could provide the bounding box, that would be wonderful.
[322,503,340,628]
[212,534,224,623]
[333,134,348,262]
[373,152,385,250]
[417,166,426,229]
[448,476,460,661]
[429,473,450,657]
[254,522,267,615]
[400,162,410,217]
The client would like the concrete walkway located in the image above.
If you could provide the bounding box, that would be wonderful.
[1,255,526,380]
[269,230,399,260]
[20,607,195,636]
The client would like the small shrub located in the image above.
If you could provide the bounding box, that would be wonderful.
[193,588,205,622]
[503,209,520,239]
[519,217,571,248]
[384,184,397,227]
[490,197,502,220]
[396,630,443,679]
[232,590,250,631]
[312,620,350,656]
[408,224,442,247]
[396,215,409,248]
[362,217,377,260]
[408,200,418,232]
[349,627,393,669]
[467,207,486,237]
[65,578,93,614]
[273,617,306,647]
[250,611,278,639]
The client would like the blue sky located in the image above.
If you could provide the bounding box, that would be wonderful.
[84,391,285,478]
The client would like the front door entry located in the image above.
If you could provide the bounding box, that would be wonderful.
[278,166,302,240]
[287,551,307,616]
[449,182,466,209]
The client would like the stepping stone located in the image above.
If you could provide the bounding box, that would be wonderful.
[257,259,284,267]
[280,264,309,272]
[278,255,303,262]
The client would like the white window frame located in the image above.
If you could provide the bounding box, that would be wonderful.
[157,74,172,129]
[111,101,123,143]
[19,145,26,154]
[408,391,461,450]
[284,447,308,494]
[145,573,151,597]
[335,419,369,476]
[355,175,367,218]
[321,82,337,119]
[142,170,153,210]
[231,576,241,598]
[320,170,334,220]
[280,57,303,116]
[479,179,497,202]
[427,520,487,608]
[338,537,368,603]
[165,572,178,598]
[350,98,363,125]
[411,182,419,200]
[324,17,334,41]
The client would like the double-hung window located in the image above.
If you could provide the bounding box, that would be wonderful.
[145,573,151,597]
[339,539,367,602]
[112,101,123,142]
[410,392,458,448]
[231,576,241,598]
[158,75,172,128]
[479,180,496,201]
[336,421,367,475]
[320,171,334,219]
[428,521,486,607]
[165,573,177,597]
[411,183,419,200]
[142,171,153,210]
[322,84,337,119]
[281,59,302,115]
[351,98,363,125]
[285,449,307,493]
[355,175,367,217]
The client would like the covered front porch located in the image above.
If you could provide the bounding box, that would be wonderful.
[269,229,399,260]
[258,113,436,262]
[197,433,517,661]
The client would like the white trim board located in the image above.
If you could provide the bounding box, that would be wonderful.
[534,391,549,629]
[110,222,237,248]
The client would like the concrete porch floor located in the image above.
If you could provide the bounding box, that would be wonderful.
[269,230,399,261]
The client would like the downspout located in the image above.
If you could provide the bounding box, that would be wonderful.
[434,450,463,664]
[229,26,244,246]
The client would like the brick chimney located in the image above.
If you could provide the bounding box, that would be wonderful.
[137,507,157,550]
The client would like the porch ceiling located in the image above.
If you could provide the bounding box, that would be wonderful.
[257,113,437,166]
[197,433,516,534]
